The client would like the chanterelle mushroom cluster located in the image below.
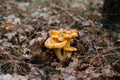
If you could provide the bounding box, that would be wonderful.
[44,29,78,61]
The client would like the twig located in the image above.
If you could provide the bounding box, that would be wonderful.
[90,46,120,65]
[0,2,6,18]
[52,4,85,22]
[101,54,113,68]
[0,49,13,60]
[94,46,104,67]
[101,46,120,54]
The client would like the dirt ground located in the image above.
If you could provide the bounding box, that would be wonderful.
[0,0,120,80]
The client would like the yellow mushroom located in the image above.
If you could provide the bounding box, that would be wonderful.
[63,40,77,60]
[51,29,65,41]
[71,29,78,37]
[63,29,78,61]
[44,29,78,61]
[51,30,60,38]
[44,37,67,61]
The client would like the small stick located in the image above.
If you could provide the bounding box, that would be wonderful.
[101,46,120,54]
[94,46,104,67]
[90,46,120,65]
[52,4,85,22]
[0,2,6,18]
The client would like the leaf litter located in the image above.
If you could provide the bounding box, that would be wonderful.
[0,0,120,80]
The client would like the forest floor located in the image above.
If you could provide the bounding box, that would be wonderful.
[0,0,120,80]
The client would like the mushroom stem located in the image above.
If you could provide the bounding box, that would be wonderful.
[63,50,67,61]
[65,39,70,47]
[63,50,72,61]
[63,39,77,61]
[63,40,70,61]
[54,49,64,61]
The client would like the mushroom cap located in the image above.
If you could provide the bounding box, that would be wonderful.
[44,37,67,49]
[50,29,78,41]
[51,29,65,41]
[64,32,72,38]
[51,30,59,36]
[71,29,78,37]
[64,29,78,39]
[64,46,77,51]
[45,29,78,49]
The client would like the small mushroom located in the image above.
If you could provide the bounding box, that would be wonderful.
[44,29,78,61]
[63,29,78,60]
[55,29,78,59]
[63,40,77,60]
[44,37,67,61]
